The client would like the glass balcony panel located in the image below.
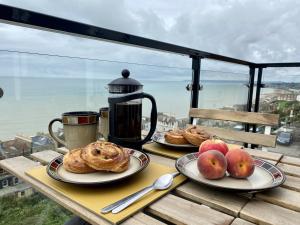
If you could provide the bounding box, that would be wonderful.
[259,69,300,156]
[195,66,249,133]
[199,69,249,110]
[0,51,192,140]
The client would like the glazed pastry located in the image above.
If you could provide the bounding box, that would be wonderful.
[183,126,211,146]
[164,129,189,145]
[63,148,96,174]
[81,141,130,173]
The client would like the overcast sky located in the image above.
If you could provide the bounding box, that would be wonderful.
[0,0,300,81]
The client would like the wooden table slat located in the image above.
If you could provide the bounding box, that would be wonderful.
[280,156,300,167]
[240,199,300,225]
[147,194,234,225]
[56,147,69,154]
[244,148,282,162]
[277,163,300,178]
[0,156,41,175]
[282,175,300,192]
[121,212,166,225]
[256,187,300,212]
[175,182,248,217]
[30,150,62,165]
[230,218,256,225]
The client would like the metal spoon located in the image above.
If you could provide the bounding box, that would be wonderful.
[101,172,178,214]
[112,172,176,214]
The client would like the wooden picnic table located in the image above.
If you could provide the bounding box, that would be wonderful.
[1,147,300,225]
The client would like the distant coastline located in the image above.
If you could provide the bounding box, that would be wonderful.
[265,82,300,91]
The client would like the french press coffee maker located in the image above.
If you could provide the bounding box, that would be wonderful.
[108,69,157,149]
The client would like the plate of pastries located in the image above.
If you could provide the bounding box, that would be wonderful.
[152,126,211,148]
[47,141,150,185]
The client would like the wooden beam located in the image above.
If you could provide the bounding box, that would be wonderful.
[197,125,277,147]
[189,108,279,126]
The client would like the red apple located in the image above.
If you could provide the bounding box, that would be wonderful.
[199,139,229,156]
[226,148,255,178]
[197,150,227,180]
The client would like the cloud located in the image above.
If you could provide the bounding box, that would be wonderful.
[0,0,299,81]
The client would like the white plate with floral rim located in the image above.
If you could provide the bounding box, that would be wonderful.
[47,149,150,185]
[175,152,286,192]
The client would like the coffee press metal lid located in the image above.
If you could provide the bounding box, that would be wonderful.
[108,69,143,94]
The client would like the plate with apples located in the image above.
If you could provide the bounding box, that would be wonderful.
[175,140,286,192]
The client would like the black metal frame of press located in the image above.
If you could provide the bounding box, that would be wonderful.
[1,3,300,137]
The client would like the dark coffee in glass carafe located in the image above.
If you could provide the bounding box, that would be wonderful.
[107,69,157,149]
[114,101,142,141]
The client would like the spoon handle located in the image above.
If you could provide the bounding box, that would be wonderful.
[112,186,154,214]
[101,185,151,214]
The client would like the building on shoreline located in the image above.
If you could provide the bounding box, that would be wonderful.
[143,112,189,132]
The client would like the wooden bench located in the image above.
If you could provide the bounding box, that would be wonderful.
[189,108,279,148]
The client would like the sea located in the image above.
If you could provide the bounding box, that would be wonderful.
[0,76,274,140]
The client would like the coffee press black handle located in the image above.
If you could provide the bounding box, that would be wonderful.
[108,92,157,148]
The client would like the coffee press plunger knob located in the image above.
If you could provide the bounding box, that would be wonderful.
[122,69,130,78]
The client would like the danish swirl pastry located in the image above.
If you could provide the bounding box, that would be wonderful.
[81,141,130,173]
[164,129,189,145]
[183,126,211,146]
[63,148,96,174]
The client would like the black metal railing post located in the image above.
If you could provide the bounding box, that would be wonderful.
[246,66,256,114]
[189,56,201,124]
[244,66,256,147]
[250,67,265,148]
[251,67,264,136]
[254,67,264,113]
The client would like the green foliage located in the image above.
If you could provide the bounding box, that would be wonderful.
[0,193,72,225]
[274,100,300,123]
